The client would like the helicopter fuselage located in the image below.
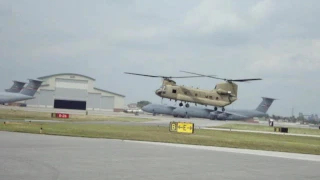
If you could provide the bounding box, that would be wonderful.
[155,83,237,107]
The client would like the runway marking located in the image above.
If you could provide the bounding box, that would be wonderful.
[123,140,320,162]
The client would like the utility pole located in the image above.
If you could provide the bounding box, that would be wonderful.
[291,107,294,117]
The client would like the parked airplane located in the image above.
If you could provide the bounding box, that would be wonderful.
[141,104,176,116]
[142,97,276,120]
[174,97,275,120]
[5,80,26,93]
[0,79,43,104]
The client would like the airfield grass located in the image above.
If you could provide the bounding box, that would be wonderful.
[1,122,320,155]
[0,108,151,122]
[213,123,320,136]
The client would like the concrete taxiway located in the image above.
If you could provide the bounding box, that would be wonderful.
[1,131,319,180]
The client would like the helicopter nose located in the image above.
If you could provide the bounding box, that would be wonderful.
[155,89,162,96]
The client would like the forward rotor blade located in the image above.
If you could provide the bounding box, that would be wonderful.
[124,72,163,78]
[180,71,219,79]
[124,72,205,79]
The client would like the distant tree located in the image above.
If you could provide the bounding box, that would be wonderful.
[137,101,151,108]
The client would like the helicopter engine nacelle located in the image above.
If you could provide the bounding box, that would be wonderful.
[209,111,220,120]
[217,113,228,120]
[216,89,231,95]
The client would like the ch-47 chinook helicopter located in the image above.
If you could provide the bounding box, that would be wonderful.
[124,71,262,112]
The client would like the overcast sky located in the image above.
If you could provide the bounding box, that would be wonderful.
[1,0,319,116]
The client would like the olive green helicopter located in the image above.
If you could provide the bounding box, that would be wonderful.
[125,71,262,111]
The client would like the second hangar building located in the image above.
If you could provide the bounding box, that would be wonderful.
[26,73,125,111]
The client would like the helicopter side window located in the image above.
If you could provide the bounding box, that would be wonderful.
[172,89,176,93]
[209,96,212,99]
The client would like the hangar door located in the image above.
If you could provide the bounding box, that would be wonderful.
[54,99,86,110]
[38,89,54,107]
[26,89,54,107]
[87,93,101,109]
[54,78,88,110]
[101,96,114,109]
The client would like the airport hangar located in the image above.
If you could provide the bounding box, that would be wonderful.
[25,73,125,112]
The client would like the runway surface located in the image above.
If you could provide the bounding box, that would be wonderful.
[1,131,319,180]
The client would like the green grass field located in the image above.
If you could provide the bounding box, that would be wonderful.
[1,122,320,155]
[0,108,152,122]
[213,123,320,136]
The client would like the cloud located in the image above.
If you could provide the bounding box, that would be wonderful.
[247,39,320,75]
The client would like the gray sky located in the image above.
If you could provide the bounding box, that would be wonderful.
[1,0,320,116]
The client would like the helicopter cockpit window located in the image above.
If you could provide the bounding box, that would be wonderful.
[172,89,176,93]
[159,85,166,91]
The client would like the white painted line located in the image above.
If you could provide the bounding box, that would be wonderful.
[203,127,320,138]
[124,140,320,162]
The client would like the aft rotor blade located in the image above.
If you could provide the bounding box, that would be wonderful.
[228,78,262,82]
[124,72,163,78]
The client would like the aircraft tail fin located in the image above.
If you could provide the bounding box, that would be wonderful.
[19,79,43,97]
[255,97,277,113]
[5,80,26,93]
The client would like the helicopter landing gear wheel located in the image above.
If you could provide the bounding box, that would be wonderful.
[214,107,217,111]
[179,102,183,107]
[222,107,225,112]
[185,103,190,108]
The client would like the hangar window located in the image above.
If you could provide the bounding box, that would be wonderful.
[172,89,176,93]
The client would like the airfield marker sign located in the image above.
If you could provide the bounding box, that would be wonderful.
[177,122,194,134]
[169,121,194,134]
[51,113,70,119]
[169,121,178,132]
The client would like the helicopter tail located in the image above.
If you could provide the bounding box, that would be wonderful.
[215,82,238,98]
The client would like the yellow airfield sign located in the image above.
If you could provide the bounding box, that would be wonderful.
[169,121,194,134]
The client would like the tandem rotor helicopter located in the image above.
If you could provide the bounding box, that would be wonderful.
[125,71,262,112]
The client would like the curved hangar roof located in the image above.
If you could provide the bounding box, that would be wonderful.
[37,73,125,97]
[38,73,96,81]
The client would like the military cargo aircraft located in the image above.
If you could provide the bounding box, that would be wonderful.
[142,97,276,120]
[0,79,43,104]
[141,104,176,116]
